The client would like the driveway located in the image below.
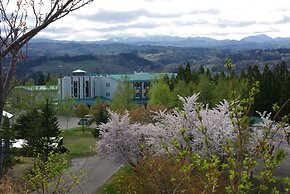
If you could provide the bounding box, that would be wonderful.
[69,155,120,194]
[58,116,96,130]
[272,142,290,177]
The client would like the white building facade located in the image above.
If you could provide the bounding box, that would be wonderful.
[58,69,172,105]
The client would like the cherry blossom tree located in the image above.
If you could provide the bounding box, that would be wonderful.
[99,94,238,163]
[98,91,290,192]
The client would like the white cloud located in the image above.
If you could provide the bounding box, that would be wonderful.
[35,0,290,41]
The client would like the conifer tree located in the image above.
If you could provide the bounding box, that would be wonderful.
[14,100,65,159]
[40,99,63,160]
[1,117,14,171]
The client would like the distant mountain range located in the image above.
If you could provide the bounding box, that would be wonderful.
[31,34,290,50]
[21,34,290,77]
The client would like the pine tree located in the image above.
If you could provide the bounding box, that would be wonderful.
[184,62,192,83]
[40,99,63,160]
[14,100,65,159]
[1,117,15,171]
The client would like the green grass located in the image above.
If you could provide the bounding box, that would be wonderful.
[95,165,132,194]
[10,157,35,179]
[33,60,98,75]
[62,127,97,158]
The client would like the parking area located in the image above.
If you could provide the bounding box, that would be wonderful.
[57,116,96,130]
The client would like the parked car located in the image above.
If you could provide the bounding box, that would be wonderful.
[78,117,93,126]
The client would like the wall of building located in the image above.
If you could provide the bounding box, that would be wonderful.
[58,72,172,103]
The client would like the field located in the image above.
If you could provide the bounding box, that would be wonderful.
[9,127,97,179]
[62,127,97,158]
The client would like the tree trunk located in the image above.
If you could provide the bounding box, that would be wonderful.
[0,51,4,175]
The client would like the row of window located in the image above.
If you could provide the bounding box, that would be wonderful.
[69,80,151,99]
[133,82,150,89]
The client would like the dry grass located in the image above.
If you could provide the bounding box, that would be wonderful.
[0,176,26,194]
[115,155,227,194]
[9,157,34,180]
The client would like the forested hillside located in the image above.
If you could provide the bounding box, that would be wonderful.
[17,40,290,78]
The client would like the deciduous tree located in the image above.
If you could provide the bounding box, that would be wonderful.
[148,81,172,108]
[110,80,135,112]
[75,102,89,132]
[57,97,76,129]
[99,90,290,193]
[0,0,93,175]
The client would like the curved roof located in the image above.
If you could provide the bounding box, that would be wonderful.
[73,69,86,73]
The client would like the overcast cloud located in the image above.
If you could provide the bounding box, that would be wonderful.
[35,0,290,41]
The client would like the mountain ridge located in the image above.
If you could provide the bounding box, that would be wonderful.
[32,34,290,49]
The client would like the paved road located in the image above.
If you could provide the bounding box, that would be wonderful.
[58,117,118,193]
[58,116,96,130]
[272,142,290,177]
[67,155,120,194]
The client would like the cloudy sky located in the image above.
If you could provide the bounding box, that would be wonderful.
[36,0,290,41]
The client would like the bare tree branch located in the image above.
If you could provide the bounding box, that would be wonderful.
[0,0,94,176]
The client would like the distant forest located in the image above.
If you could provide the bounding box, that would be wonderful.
[159,61,290,118]
[14,42,290,78]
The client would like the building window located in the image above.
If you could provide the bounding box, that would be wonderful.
[85,81,89,98]
[73,81,78,98]
[106,92,110,97]
[144,82,150,89]
[106,83,110,87]
[135,93,140,98]
[134,82,141,88]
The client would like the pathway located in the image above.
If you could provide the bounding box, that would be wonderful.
[69,155,120,194]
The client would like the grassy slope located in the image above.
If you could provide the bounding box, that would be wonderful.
[33,60,98,75]
[62,127,97,158]
[11,127,96,179]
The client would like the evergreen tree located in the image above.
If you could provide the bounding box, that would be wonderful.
[191,70,199,84]
[37,72,45,85]
[14,100,65,158]
[199,65,205,75]
[1,117,15,172]
[40,99,63,159]
[205,68,212,80]
[184,62,192,83]
[14,108,42,155]
[46,73,51,83]
[176,65,185,81]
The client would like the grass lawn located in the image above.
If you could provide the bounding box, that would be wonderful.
[9,156,34,179]
[62,126,97,158]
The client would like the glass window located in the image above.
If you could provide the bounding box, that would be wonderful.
[85,81,89,97]
[106,83,110,87]
[73,81,78,98]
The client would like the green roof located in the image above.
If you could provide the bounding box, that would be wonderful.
[109,73,175,82]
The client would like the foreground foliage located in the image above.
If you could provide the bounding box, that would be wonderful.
[25,151,85,194]
[98,86,290,193]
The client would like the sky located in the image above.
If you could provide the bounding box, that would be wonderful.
[35,0,290,41]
